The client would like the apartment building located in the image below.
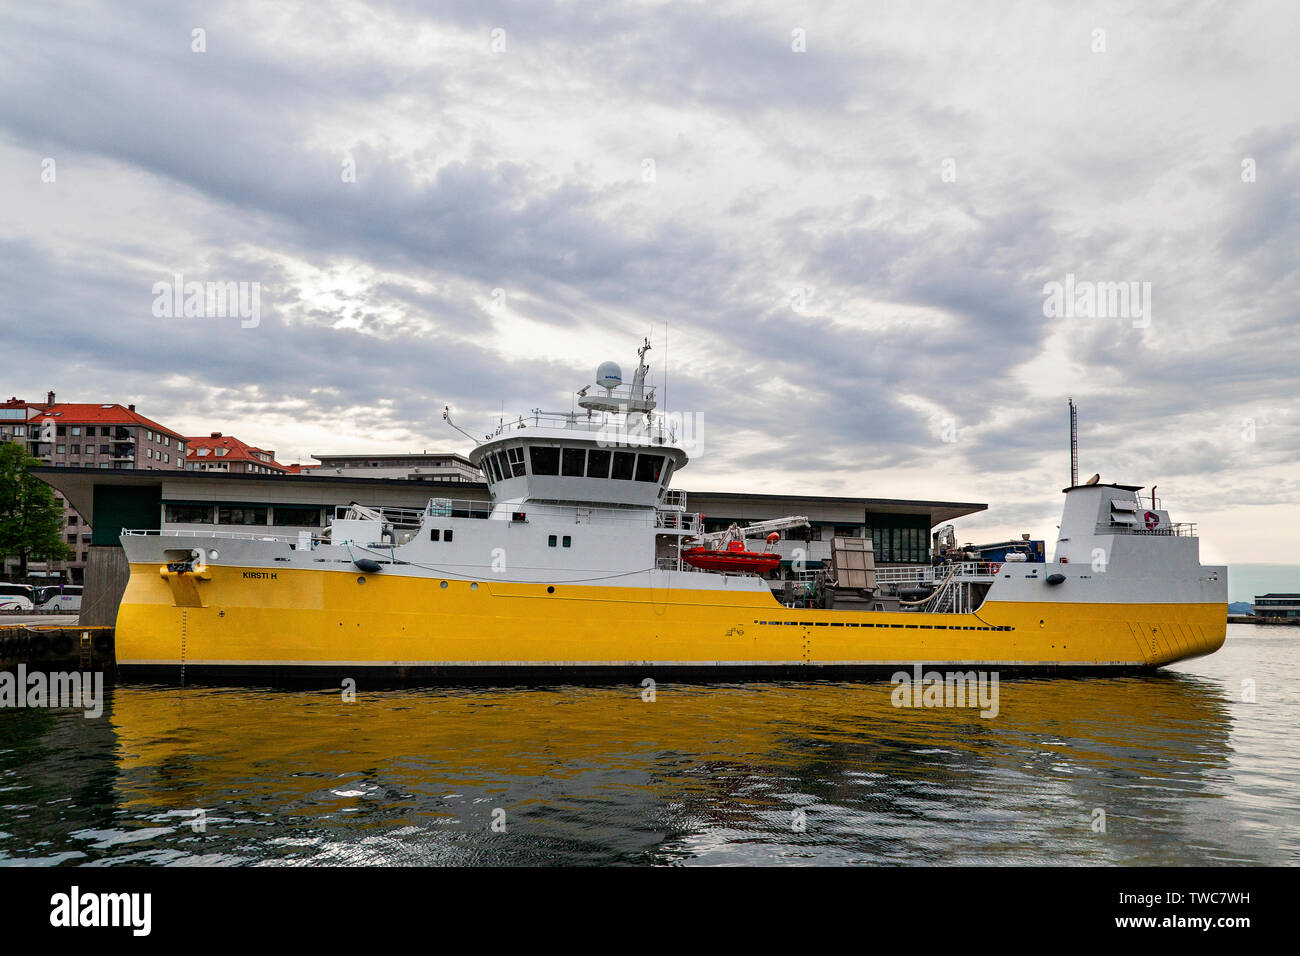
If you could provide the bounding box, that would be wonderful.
[186,432,288,475]
[1,393,187,582]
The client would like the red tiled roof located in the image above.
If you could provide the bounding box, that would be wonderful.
[32,403,186,440]
[186,433,287,471]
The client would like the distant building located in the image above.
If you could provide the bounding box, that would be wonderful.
[186,433,288,475]
[1252,593,1300,621]
[1,393,187,582]
[305,452,480,483]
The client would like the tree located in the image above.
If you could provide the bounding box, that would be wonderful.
[0,442,73,578]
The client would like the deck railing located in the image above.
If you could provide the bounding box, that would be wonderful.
[875,562,1002,585]
[1101,522,1196,537]
[122,528,304,543]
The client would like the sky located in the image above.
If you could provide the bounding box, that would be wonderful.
[1,0,1297,567]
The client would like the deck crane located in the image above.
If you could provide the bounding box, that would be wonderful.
[690,515,811,551]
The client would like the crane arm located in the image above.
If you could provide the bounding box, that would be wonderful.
[694,515,810,550]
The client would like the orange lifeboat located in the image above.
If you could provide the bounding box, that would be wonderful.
[681,538,782,574]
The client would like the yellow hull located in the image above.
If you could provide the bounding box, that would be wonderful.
[114,563,1227,673]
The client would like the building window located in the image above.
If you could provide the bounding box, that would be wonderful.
[56,425,66,436]
[217,506,268,525]
[66,533,76,543]
[271,506,322,527]
[165,504,215,524]
[70,444,79,454]
[56,444,65,454]
[68,515,77,525]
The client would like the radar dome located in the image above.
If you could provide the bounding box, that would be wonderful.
[596,361,623,389]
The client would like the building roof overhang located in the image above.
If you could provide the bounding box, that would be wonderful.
[31,468,987,531]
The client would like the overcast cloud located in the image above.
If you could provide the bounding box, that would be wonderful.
[2,0,1297,563]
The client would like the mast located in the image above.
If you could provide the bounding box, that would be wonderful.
[1068,398,1079,487]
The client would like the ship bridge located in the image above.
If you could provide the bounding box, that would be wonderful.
[460,339,689,510]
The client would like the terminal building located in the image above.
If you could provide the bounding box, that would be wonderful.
[295,452,481,483]
[31,466,986,624]
[1252,593,1300,622]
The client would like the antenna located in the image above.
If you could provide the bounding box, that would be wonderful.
[661,322,667,442]
[1068,398,1079,487]
[442,406,481,446]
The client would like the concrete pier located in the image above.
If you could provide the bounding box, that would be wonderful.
[0,621,115,670]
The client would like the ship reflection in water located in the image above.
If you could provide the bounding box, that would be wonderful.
[0,626,1295,865]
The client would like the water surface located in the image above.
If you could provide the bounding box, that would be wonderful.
[1,624,1295,865]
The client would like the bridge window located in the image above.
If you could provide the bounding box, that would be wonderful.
[587,448,611,478]
[635,453,664,482]
[612,451,636,480]
[494,450,510,480]
[506,447,526,477]
[562,448,586,476]
[529,446,560,476]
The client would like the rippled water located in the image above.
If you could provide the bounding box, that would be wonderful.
[1,624,1296,865]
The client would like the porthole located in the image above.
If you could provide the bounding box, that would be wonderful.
[470,582,478,591]
[357,576,366,585]
[440,581,449,589]
[547,586,555,594]
[208,549,219,560]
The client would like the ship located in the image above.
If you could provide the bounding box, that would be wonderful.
[115,340,1227,678]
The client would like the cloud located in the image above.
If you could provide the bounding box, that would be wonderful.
[1,0,1298,561]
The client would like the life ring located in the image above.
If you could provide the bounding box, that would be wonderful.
[990,562,1002,573]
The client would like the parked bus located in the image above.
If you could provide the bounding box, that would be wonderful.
[34,584,82,612]
[0,583,37,612]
